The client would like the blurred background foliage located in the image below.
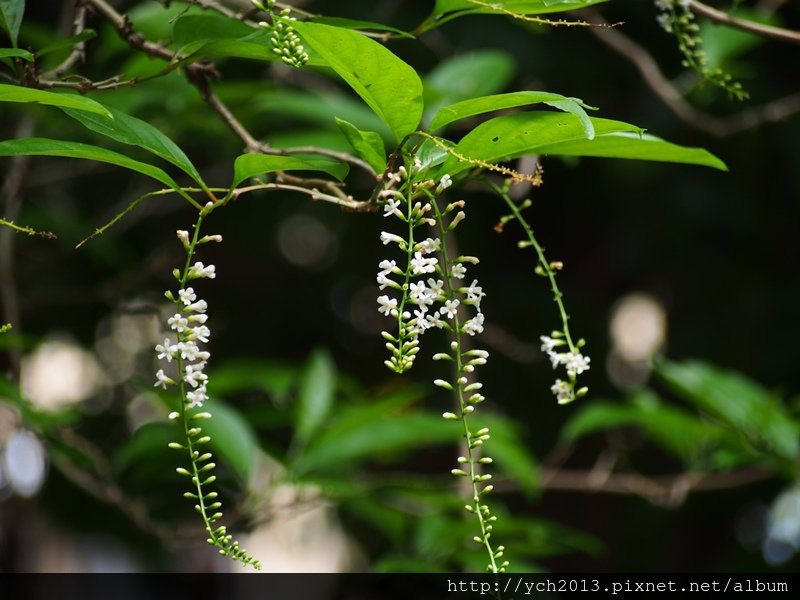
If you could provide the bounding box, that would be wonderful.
[1,0,799,572]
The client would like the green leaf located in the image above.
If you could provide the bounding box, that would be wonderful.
[0,47,30,60]
[173,14,254,50]
[335,118,386,173]
[437,113,726,177]
[232,153,348,187]
[0,83,111,117]
[294,349,336,445]
[480,415,540,495]
[112,422,176,477]
[294,413,458,475]
[424,50,516,118]
[0,0,24,47]
[429,91,596,138]
[292,20,423,142]
[420,0,608,31]
[0,138,183,192]
[61,105,204,187]
[310,16,414,39]
[657,361,800,462]
[208,359,298,398]
[201,398,258,481]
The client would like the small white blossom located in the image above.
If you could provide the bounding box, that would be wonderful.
[439,299,460,320]
[156,338,177,362]
[462,312,485,336]
[426,278,445,299]
[551,379,575,405]
[188,261,216,279]
[176,230,190,245]
[409,281,434,306]
[186,384,208,409]
[187,325,211,344]
[168,313,189,333]
[380,231,405,246]
[410,252,437,275]
[463,280,485,308]
[450,263,467,280]
[154,369,174,390]
[185,299,208,314]
[188,313,209,324]
[377,295,397,316]
[437,174,452,193]
[418,238,441,255]
[184,363,208,388]
[179,288,197,305]
[383,197,402,217]
[378,259,397,275]
[540,336,561,353]
[565,352,591,377]
[377,271,395,290]
[425,313,446,329]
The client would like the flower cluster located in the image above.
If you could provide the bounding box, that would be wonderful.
[254,0,309,68]
[540,332,590,405]
[155,234,218,412]
[653,0,747,99]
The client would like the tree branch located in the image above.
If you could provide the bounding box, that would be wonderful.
[584,9,800,137]
[688,0,800,45]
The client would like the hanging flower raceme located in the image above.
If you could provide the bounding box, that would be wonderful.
[155,218,261,570]
[539,332,590,405]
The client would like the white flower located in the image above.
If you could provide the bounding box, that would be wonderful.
[565,352,591,377]
[380,231,405,246]
[437,174,452,192]
[378,259,397,275]
[409,281,434,306]
[418,238,441,255]
[186,384,208,409]
[176,230,190,245]
[188,313,208,324]
[383,197,401,217]
[439,299,460,320]
[188,261,216,279]
[462,312,485,336]
[413,309,432,333]
[410,252,437,275]
[156,338,177,362]
[377,295,397,316]
[426,278,445,299]
[168,313,189,333]
[540,336,560,353]
[377,271,394,290]
[154,369,174,389]
[464,279,485,308]
[425,313,446,329]
[176,340,200,361]
[184,363,208,388]
[450,263,466,280]
[185,299,208,314]
[551,379,575,405]
[179,288,197,305]
[187,325,211,344]
[548,350,566,369]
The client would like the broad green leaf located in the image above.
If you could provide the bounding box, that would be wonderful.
[173,14,254,50]
[424,50,515,118]
[112,422,176,477]
[429,91,596,139]
[62,105,204,186]
[201,398,258,481]
[335,118,386,173]
[0,138,183,192]
[658,361,800,462]
[292,20,423,142]
[294,349,336,444]
[0,0,24,47]
[232,153,349,187]
[208,359,298,398]
[437,113,726,177]
[294,413,458,474]
[247,88,391,140]
[420,0,608,31]
[310,16,414,39]
[0,84,111,117]
[480,415,540,495]
[562,391,729,464]
[0,47,30,60]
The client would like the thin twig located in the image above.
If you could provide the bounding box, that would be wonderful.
[689,0,800,45]
[584,9,800,137]
[44,3,89,78]
[232,182,374,211]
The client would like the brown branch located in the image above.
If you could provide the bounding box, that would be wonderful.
[689,0,800,45]
[44,3,88,78]
[584,9,800,137]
